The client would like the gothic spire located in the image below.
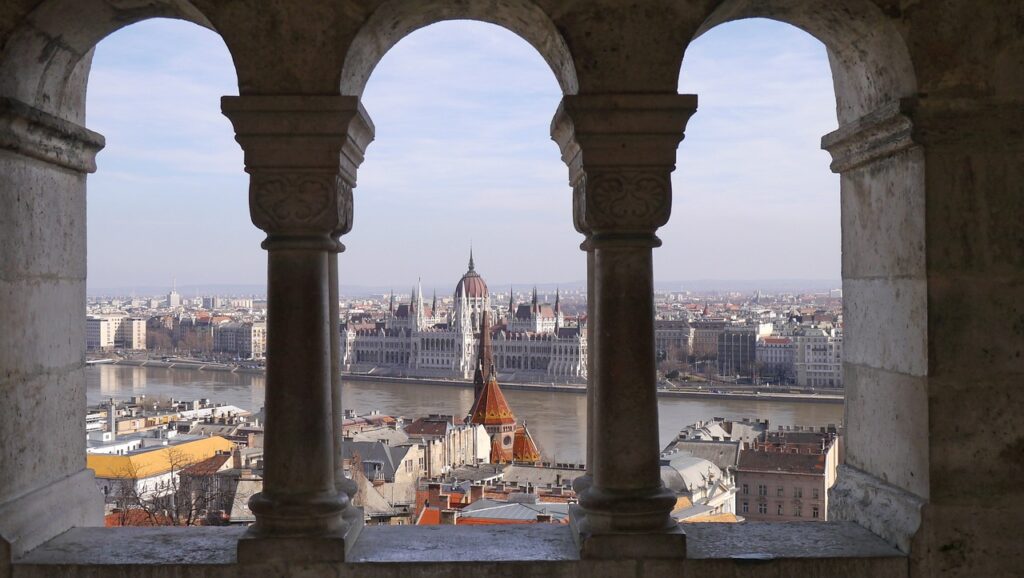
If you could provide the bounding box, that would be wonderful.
[554,287,560,313]
[468,245,475,272]
[432,289,437,314]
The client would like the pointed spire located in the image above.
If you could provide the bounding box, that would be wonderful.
[532,286,538,307]
[432,289,437,314]
[468,244,475,272]
[389,289,394,314]
[508,285,515,313]
[554,287,561,313]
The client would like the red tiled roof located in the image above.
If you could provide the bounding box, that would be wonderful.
[405,417,453,438]
[737,449,826,474]
[455,517,534,526]
[180,453,231,477]
[104,510,172,527]
[417,507,442,525]
[491,436,514,463]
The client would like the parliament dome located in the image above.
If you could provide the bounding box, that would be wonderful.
[455,250,488,299]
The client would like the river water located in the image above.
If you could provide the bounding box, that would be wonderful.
[87,365,843,464]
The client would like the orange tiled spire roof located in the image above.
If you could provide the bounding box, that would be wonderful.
[470,374,516,426]
[512,423,541,463]
[490,436,513,463]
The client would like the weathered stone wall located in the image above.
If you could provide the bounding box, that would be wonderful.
[0,0,1020,575]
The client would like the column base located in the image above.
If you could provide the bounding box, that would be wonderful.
[237,508,364,564]
[829,465,925,554]
[570,504,686,560]
[0,469,103,561]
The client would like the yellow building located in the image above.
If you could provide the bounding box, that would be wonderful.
[89,436,235,499]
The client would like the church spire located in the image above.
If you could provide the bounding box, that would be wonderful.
[389,289,394,315]
[468,245,475,272]
[508,285,515,314]
[470,310,495,416]
[431,289,437,315]
[554,287,561,331]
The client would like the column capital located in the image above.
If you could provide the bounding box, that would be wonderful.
[550,94,697,240]
[222,95,375,245]
[822,96,1024,173]
[0,97,105,173]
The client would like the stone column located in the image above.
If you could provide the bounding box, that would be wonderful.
[0,97,105,566]
[551,94,696,559]
[222,95,373,563]
[825,96,1024,575]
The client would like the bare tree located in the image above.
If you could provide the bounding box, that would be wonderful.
[107,447,230,527]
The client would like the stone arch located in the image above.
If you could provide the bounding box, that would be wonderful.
[690,0,917,124]
[0,0,231,124]
[682,0,928,552]
[338,0,578,97]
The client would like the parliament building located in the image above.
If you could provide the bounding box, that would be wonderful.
[340,253,587,383]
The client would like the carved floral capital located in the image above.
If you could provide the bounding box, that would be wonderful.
[250,172,352,237]
[573,170,672,236]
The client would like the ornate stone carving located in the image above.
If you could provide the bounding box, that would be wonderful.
[576,171,671,233]
[250,172,352,235]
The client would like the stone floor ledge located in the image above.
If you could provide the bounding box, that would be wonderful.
[11,522,907,577]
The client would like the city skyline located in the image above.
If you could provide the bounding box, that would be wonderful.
[86,18,839,290]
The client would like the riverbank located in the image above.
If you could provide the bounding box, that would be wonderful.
[101,359,843,404]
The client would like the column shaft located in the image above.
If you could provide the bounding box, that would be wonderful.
[253,245,345,534]
[590,243,660,492]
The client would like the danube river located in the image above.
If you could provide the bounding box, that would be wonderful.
[87,365,843,464]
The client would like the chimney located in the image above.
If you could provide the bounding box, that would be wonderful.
[107,398,117,440]
[232,448,243,469]
[427,483,449,510]
[469,484,484,504]
[440,509,458,525]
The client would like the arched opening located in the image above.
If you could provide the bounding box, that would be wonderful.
[341,19,585,524]
[82,18,264,528]
[677,0,926,550]
[662,17,843,524]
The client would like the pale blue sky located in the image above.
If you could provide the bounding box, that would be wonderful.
[86,18,839,292]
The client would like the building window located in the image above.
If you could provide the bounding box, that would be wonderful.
[758,503,767,515]
[757,484,767,497]
[794,505,802,517]
[812,488,820,500]
[812,506,820,519]
[794,487,803,499]
[742,484,749,495]
[777,503,784,516]
[742,501,749,513]
[776,486,784,497]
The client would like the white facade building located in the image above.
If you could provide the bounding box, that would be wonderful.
[86,314,146,351]
[793,326,843,388]
[213,321,267,360]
